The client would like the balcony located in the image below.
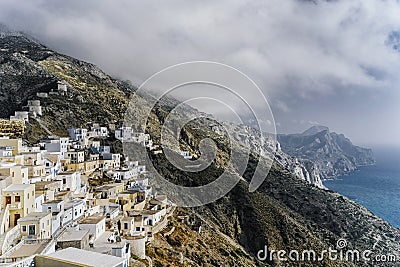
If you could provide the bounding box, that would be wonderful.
[8,202,22,210]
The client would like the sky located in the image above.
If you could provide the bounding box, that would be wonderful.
[0,0,400,146]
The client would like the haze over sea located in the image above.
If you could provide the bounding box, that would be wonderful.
[324,146,400,228]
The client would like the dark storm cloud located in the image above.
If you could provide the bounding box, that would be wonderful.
[1,0,400,145]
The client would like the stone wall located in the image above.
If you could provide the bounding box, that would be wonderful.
[1,226,20,255]
[126,236,146,259]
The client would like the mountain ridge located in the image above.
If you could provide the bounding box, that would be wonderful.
[278,125,375,179]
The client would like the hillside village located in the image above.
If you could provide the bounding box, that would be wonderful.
[0,83,178,266]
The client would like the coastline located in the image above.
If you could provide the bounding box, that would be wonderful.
[323,158,400,229]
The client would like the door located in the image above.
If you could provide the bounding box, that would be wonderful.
[28,225,36,235]
[13,214,21,226]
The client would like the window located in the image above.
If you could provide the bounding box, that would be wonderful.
[15,196,20,202]
[22,226,26,232]
[28,225,35,235]
[124,223,128,229]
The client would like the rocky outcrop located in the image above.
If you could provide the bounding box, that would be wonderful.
[223,122,325,188]
[278,126,375,179]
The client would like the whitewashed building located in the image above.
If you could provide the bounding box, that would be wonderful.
[67,128,88,141]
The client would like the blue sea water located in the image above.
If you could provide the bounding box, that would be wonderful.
[323,146,400,229]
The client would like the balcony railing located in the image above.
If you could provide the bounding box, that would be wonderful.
[8,203,21,210]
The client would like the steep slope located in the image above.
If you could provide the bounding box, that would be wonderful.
[278,126,375,178]
[222,122,324,188]
[1,29,399,266]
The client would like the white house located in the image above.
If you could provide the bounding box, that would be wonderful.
[37,247,128,267]
[42,137,69,158]
[65,199,85,221]
[43,154,61,179]
[42,199,64,213]
[78,215,106,241]
[90,125,108,138]
[121,215,146,237]
[35,194,45,212]
[0,146,13,157]
[141,209,164,227]
[18,212,52,240]
[181,151,192,159]
[115,128,153,148]
[86,204,101,217]
[67,128,88,141]
[27,100,42,117]
[132,132,153,148]
[57,171,81,193]
[107,169,135,181]
[57,81,68,94]
[102,153,121,168]
[36,92,49,98]
[63,205,73,225]
[131,177,149,187]
[115,126,133,141]
[43,199,65,234]
[65,150,85,164]
[10,111,29,122]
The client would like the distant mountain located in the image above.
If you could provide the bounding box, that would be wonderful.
[278,126,375,178]
[301,125,329,136]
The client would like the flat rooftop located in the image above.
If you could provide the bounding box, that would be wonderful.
[34,181,59,186]
[137,209,160,215]
[3,183,34,192]
[7,243,47,258]
[79,215,105,225]
[57,229,89,242]
[43,199,63,204]
[46,247,126,267]
[18,212,51,222]
[89,231,126,254]
[121,216,134,222]
[64,199,84,209]
[55,191,70,197]
[95,184,117,191]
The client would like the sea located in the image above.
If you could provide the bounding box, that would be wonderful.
[323,146,400,229]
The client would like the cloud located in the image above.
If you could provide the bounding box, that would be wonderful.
[273,99,291,113]
[1,0,399,91]
[1,0,400,144]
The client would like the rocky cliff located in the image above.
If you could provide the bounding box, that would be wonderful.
[278,126,375,179]
[222,122,324,188]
